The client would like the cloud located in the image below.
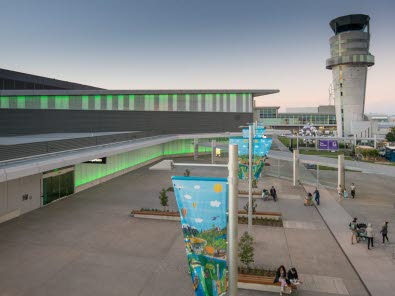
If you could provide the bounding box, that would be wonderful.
[195,218,203,223]
[210,200,221,207]
[194,185,200,190]
[184,194,192,200]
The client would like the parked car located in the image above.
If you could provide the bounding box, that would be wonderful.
[305,164,317,170]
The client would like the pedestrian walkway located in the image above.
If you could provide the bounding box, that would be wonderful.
[304,184,395,296]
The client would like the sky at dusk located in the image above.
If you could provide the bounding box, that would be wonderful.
[1,0,394,113]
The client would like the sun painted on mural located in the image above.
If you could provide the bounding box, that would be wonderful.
[172,177,228,296]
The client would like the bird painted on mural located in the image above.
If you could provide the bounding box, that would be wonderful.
[212,216,219,220]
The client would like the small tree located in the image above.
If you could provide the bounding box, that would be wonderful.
[238,231,254,270]
[386,131,395,142]
[184,169,191,177]
[159,188,169,211]
[243,199,257,214]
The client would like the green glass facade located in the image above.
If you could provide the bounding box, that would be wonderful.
[0,93,252,113]
[74,139,218,187]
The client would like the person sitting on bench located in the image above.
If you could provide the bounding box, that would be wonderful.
[287,267,302,285]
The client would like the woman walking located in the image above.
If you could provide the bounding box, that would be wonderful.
[350,183,356,198]
[380,221,389,244]
[337,185,343,202]
[366,223,374,250]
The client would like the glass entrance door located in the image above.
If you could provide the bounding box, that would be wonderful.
[43,170,74,205]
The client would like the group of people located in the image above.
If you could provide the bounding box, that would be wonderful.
[350,218,390,250]
[262,186,278,201]
[337,183,356,201]
[305,187,320,206]
[273,265,302,295]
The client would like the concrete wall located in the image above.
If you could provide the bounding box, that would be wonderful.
[0,174,41,223]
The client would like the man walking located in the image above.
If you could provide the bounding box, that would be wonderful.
[380,221,389,244]
[350,183,356,199]
[350,217,358,245]
[366,223,374,250]
[270,186,277,202]
[314,187,320,205]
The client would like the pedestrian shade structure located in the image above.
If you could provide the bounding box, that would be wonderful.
[172,176,228,296]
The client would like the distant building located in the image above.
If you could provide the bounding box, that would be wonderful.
[254,105,337,131]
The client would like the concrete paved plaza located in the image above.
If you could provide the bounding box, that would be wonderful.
[0,157,370,296]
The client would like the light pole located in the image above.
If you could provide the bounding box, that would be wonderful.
[228,144,239,296]
[248,125,253,234]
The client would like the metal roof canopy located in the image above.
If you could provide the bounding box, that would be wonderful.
[0,68,102,90]
[0,89,279,98]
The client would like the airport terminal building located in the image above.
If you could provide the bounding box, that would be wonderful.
[0,68,279,223]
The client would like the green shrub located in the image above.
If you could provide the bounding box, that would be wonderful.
[238,232,255,269]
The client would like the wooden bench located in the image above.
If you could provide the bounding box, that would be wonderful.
[238,274,297,294]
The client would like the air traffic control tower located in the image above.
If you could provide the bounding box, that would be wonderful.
[326,14,374,137]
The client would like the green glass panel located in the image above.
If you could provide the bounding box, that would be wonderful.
[41,96,48,109]
[205,94,212,112]
[94,95,101,110]
[55,96,69,109]
[129,95,135,111]
[185,94,190,111]
[106,95,112,110]
[82,96,89,110]
[159,94,168,111]
[197,94,202,112]
[0,97,9,108]
[173,94,177,111]
[118,95,124,110]
[17,96,26,109]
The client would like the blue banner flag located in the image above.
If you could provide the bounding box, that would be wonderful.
[172,176,228,296]
[255,127,266,138]
[242,128,249,138]
[253,138,272,157]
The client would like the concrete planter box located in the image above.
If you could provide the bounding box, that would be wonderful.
[238,210,282,221]
[238,191,262,198]
[131,210,282,225]
[131,210,180,221]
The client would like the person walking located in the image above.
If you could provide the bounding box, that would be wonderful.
[350,217,358,244]
[304,192,313,206]
[343,188,348,199]
[380,221,389,244]
[337,185,343,202]
[270,186,277,202]
[314,187,320,205]
[350,183,356,199]
[366,223,374,250]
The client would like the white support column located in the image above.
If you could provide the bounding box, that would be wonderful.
[296,133,299,150]
[317,165,320,186]
[293,149,300,186]
[194,138,198,160]
[248,125,253,234]
[338,154,345,190]
[228,144,238,296]
[211,140,216,164]
[374,135,377,149]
